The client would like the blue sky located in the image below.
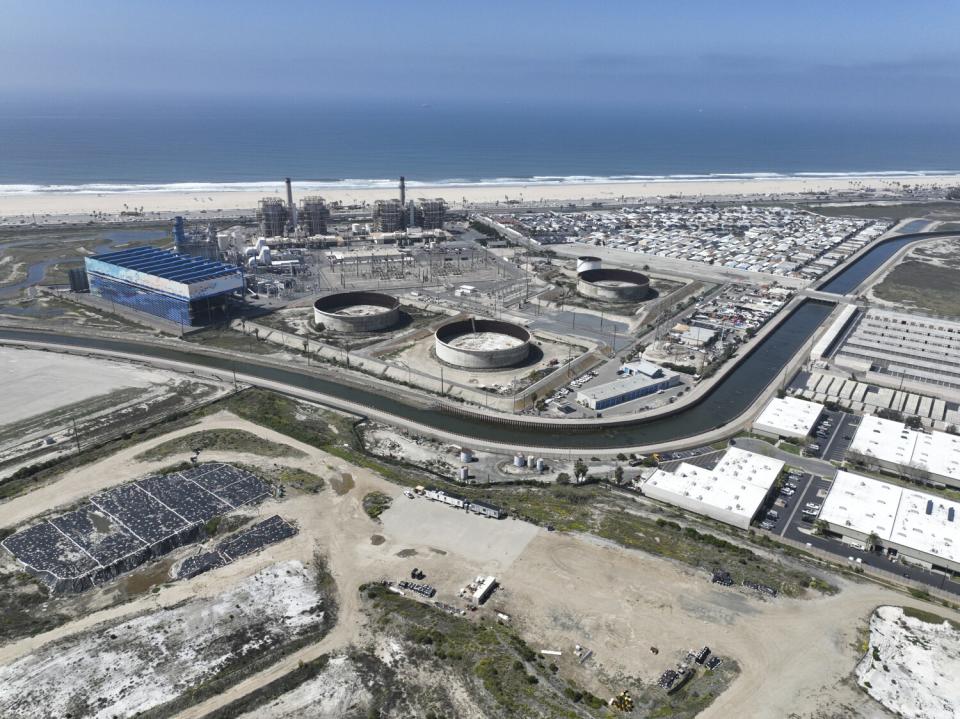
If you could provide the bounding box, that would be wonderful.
[2,0,959,111]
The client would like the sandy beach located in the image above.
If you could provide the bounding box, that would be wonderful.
[1,174,959,223]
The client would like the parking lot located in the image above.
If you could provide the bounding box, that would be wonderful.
[657,447,722,473]
[771,474,960,595]
[806,410,859,462]
[754,470,819,535]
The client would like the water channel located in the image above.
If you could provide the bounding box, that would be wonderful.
[0,230,954,450]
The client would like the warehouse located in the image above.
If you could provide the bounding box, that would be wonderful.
[753,396,824,441]
[84,247,244,326]
[832,308,960,391]
[642,448,784,530]
[818,471,960,574]
[848,414,960,489]
[578,362,681,410]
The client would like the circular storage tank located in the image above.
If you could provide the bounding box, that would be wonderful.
[576,268,650,302]
[313,291,400,332]
[576,255,602,274]
[435,318,531,369]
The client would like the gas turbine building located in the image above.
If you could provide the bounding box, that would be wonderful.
[84,247,244,326]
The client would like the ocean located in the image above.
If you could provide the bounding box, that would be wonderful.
[0,100,958,193]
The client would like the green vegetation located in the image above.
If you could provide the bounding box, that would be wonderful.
[136,429,305,462]
[777,441,802,456]
[362,491,393,520]
[199,654,333,719]
[901,606,960,631]
[275,466,325,492]
[183,326,280,355]
[0,570,72,644]
[360,584,609,717]
[634,659,740,718]
[598,512,833,597]
[873,260,960,318]
[222,389,352,450]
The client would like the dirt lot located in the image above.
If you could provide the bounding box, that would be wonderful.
[0,411,958,717]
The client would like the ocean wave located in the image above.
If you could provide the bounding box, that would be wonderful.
[0,170,956,195]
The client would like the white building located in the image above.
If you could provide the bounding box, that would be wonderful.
[848,414,960,489]
[753,396,824,441]
[819,471,960,574]
[577,362,681,411]
[642,448,784,530]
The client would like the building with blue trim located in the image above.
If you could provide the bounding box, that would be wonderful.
[84,247,244,326]
[576,360,681,410]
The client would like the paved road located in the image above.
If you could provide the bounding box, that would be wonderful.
[733,438,837,477]
[777,474,960,596]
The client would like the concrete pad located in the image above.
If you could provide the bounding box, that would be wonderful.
[380,496,539,571]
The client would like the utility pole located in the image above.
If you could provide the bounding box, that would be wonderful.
[72,418,81,455]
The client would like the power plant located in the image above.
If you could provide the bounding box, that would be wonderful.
[172,215,219,261]
[284,177,298,234]
[373,198,405,232]
[298,196,331,235]
[256,197,289,238]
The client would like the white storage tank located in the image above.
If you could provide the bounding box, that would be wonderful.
[576,255,602,274]
[526,454,536,468]
[536,458,545,472]
[460,448,474,463]
[458,466,469,481]
[513,453,526,467]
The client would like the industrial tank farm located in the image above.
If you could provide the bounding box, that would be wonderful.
[576,255,602,274]
[435,318,531,369]
[577,268,650,302]
[313,291,401,332]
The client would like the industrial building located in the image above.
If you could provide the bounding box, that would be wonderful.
[84,247,244,326]
[298,196,331,235]
[643,448,784,530]
[172,216,219,261]
[414,198,446,229]
[847,414,960,489]
[753,396,825,441]
[818,470,960,574]
[832,308,960,392]
[373,199,405,232]
[577,361,680,410]
[256,197,289,237]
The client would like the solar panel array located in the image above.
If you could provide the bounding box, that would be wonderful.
[1,464,269,593]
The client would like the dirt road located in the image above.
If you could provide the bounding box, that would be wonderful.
[2,411,957,718]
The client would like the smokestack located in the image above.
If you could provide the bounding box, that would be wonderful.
[285,177,297,232]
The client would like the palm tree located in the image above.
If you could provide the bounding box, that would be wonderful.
[866,532,880,552]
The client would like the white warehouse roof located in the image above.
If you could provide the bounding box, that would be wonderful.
[753,396,824,440]
[818,470,901,539]
[820,471,960,569]
[850,414,960,487]
[643,448,784,530]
